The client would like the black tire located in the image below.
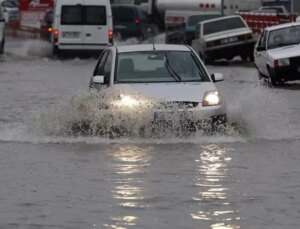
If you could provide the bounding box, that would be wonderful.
[0,39,4,55]
[249,52,255,62]
[268,68,278,87]
[52,45,62,58]
[240,53,248,62]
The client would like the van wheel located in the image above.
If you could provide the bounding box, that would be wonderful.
[53,46,62,58]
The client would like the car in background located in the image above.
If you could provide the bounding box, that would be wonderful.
[111,4,154,40]
[254,22,300,86]
[40,9,53,41]
[0,0,19,23]
[89,44,226,130]
[0,5,5,54]
[52,0,113,56]
[191,15,255,63]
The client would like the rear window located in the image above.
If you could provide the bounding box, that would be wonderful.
[112,7,135,22]
[61,5,107,25]
[203,17,246,35]
[187,15,220,26]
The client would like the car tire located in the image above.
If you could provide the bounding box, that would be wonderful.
[268,68,278,87]
[0,39,4,55]
[240,53,248,62]
[53,45,62,58]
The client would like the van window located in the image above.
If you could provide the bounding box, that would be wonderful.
[61,6,82,25]
[61,5,107,25]
[85,6,106,25]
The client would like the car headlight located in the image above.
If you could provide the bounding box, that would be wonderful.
[113,94,140,107]
[202,91,221,106]
[274,58,290,67]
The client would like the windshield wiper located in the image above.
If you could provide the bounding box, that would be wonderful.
[165,59,182,82]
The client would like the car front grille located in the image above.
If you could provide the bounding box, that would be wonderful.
[157,101,199,110]
[289,56,300,66]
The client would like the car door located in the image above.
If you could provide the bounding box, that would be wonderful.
[83,2,110,46]
[59,3,84,48]
[254,30,268,75]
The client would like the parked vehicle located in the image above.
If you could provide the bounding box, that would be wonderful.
[111,4,154,40]
[89,44,226,130]
[51,0,113,56]
[0,0,19,23]
[191,15,255,63]
[0,5,5,54]
[254,22,300,86]
[259,5,289,14]
[40,9,53,41]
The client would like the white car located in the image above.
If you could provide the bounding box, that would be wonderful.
[0,5,5,54]
[89,44,226,131]
[254,22,300,86]
[191,15,255,62]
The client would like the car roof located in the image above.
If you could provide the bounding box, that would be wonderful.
[264,21,300,31]
[198,15,242,25]
[116,44,191,53]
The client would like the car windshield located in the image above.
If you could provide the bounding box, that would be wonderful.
[203,17,246,35]
[115,51,209,83]
[268,25,300,49]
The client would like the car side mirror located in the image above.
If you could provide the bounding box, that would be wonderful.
[256,46,266,52]
[211,73,224,83]
[92,75,104,84]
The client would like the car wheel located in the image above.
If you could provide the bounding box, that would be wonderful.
[0,39,4,55]
[53,46,62,58]
[248,52,255,62]
[240,53,248,62]
[268,68,278,87]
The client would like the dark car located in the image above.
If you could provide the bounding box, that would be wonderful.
[111,4,154,40]
[40,9,53,41]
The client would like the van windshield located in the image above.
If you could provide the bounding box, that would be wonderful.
[203,17,246,35]
[61,5,107,25]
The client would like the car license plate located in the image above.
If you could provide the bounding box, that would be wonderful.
[220,36,238,44]
[62,32,80,38]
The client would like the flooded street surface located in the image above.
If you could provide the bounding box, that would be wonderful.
[1,38,300,229]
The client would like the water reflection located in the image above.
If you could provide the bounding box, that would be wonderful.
[104,145,151,229]
[191,144,240,229]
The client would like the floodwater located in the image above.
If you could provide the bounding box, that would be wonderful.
[0,37,300,229]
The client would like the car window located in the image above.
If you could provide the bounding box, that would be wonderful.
[258,31,266,47]
[203,17,246,35]
[61,5,107,25]
[94,51,109,76]
[61,5,82,25]
[268,25,300,49]
[103,52,112,84]
[85,6,106,25]
[115,51,210,83]
[112,7,135,23]
[187,15,220,27]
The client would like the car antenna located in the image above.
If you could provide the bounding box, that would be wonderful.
[152,43,156,50]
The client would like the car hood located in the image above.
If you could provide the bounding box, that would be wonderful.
[268,44,300,59]
[113,82,217,103]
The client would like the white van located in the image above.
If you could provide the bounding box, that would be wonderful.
[52,0,113,56]
[0,5,5,55]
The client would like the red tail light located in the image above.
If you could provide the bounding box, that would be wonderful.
[53,29,59,43]
[108,29,113,44]
[135,18,140,25]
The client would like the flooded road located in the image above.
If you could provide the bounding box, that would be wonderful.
[0,38,300,229]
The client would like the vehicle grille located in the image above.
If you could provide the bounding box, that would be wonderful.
[289,56,300,66]
[157,101,199,109]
